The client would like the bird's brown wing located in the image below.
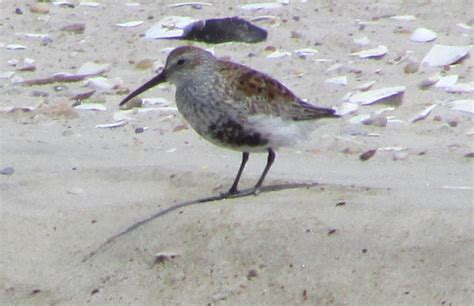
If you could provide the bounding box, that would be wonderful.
[218,60,339,121]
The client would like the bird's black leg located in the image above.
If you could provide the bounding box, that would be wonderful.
[225,152,249,195]
[253,148,276,194]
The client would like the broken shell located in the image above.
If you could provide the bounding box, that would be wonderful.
[325,76,347,86]
[418,72,441,90]
[421,44,471,67]
[389,15,416,21]
[266,50,291,59]
[294,48,318,57]
[334,102,359,116]
[352,36,370,46]
[145,16,196,39]
[86,77,119,91]
[181,17,267,43]
[124,2,141,7]
[410,27,437,42]
[349,86,405,105]
[411,104,437,123]
[15,32,50,40]
[168,2,212,8]
[449,100,474,115]
[362,114,388,127]
[142,98,172,107]
[240,3,283,11]
[446,82,474,93]
[6,44,27,50]
[115,21,144,28]
[434,75,458,88]
[351,45,388,59]
[353,81,376,91]
[79,2,100,7]
[77,62,110,76]
[74,103,107,111]
[95,120,127,129]
[0,71,15,79]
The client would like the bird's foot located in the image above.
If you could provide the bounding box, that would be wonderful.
[220,187,261,199]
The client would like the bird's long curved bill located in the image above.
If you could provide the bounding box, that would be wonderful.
[119,71,167,106]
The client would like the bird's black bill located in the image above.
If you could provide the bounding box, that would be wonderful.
[119,71,167,106]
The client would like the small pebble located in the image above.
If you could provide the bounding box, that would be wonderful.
[15,8,23,15]
[135,59,154,70]
[359,149,377,161]
[404,62,419,74]
[30,3,49,14]
[60,23,86,34]
[328,229,337,235]
[0,167,14,175]
[135,127,145,134]
[336,201,346,206]
[447,120,458,127]
[247,269,258,280]
[464,152,474,158]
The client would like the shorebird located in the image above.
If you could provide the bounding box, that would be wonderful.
[120,46,339,197]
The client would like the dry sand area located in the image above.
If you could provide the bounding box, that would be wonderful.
[1,0,473,305]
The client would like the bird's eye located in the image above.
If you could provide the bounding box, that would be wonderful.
[177,59,185,66]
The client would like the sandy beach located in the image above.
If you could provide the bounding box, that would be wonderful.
[1,0,473,305]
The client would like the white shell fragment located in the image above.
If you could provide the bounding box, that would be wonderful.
[115,21,144,28]
[145,16,196,39]
[349,86,406,105]
[77,62,110,76]
[410,27,437,42]
[434,75,458,88]
[95,120,128,129]
[294,48,318,56]
[446,82,474,93]
[389,15,416,21]
[6,44,27,50]
[240,3,283,11]
[74,103,107,111]
[325,76,348,86]
[351,45,388,59]
[124,2,141,7]
[421,44,471,67]
[16,32,50,40]
[353,80,376,91]
[79,2,100,7]
[266,50,291,59]
[168,2,212,8]
[353,36,370,46]
[335,102,359,116]
[411,104,437,122]
[142,98,172,106]
[449,100,474,114]
[0,71,15,79]
[86,77,118,91]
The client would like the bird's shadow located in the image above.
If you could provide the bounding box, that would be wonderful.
[82,182,318,262]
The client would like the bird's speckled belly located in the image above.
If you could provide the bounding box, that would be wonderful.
[175,86,269,151]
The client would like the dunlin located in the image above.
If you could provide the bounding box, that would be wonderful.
[120,46,339,197]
